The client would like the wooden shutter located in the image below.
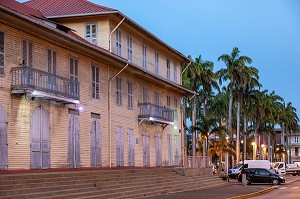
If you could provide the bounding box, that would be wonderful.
[68,116,80,168]
[128,129,134,166]
[174,135,180,166]
[167,134,173,166]
[91,120,101,167]
[116,127,124,166]
[0,105,7,170]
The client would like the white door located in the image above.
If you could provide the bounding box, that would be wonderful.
[116,127,124,167]
[155,132,162,166]
[167,134,173,166]
[90,120,101,167]
[0,105,7,170]
[143,131,150,167]
[68,116,80,168]
[30,106,50,169]
[128,129,135,166]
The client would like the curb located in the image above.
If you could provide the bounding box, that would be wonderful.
[227,177,300,199]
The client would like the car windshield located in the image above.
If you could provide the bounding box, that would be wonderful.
[232,163,243,169]
[274,163,279,168]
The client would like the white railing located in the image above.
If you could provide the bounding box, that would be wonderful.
[185,156,211,168]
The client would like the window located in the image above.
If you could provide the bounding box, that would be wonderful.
[0,31,4,76]
[166,96,171,108]
[174,98,178,119]
[22,39,33,67]
[174,98,178,108]
[155,52,159,75]
[116,29,122,56]
[173,62,177,83]
[154,92,160,106]
[142,44,147,69]
[92,65,100,99]
[70,57,79,95]
[85,23,97,45]
[116,77,122,106]
[47,49,56,74]
[142,87,148,103]
[295,147,299,157]
[166,59,170,79]
[127,35,132,62]
[127,81,133,109]
[295,136,299,143]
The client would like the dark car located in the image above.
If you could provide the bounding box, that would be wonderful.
[238,168,285,185]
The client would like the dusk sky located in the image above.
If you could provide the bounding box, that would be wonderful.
[20,0,300,118]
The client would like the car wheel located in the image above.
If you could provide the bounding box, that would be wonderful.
[272,179,279,185]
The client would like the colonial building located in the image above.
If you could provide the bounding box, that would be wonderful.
[0,0,194,170]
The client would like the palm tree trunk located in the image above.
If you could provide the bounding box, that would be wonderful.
[243,114,247,160]
[192,98,196,157]
[236,101,240,164]
[228,89,233,142]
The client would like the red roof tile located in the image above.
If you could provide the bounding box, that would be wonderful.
[0,0,44,18]
[23,0,116,17]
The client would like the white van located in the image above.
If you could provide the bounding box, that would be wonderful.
[273,162,300,175]
[229,160,271,178]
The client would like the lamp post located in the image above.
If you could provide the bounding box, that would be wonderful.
[261,144,265,160]
[252,142,256,160]
[241,140,244,165]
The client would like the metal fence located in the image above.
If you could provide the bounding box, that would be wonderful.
[138,103,174,122]
[11,67,80,100]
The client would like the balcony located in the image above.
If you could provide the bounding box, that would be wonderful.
[11,67,80,104]
[138,103,174,128]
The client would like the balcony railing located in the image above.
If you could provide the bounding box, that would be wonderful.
[138,103,174,125]
[11,67,80,102]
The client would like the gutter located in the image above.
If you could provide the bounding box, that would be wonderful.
[109,16,126,53]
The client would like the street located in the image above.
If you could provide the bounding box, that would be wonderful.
[250,180,300,199]
[144,175,300,199]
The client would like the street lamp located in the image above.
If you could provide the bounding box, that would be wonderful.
[252,142,256,160]
[261,144,265,160]
[241,140,244,165]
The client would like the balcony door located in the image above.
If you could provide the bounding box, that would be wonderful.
[30,106,50,169]
[90,120,101,167]
[68,115,80,168]
[0,105,7,170]
[142,131,150,167]
[155,132,162,166]
[47,49,57,91]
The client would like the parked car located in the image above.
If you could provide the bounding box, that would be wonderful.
[238,168,285,185]
[229,160,271,178]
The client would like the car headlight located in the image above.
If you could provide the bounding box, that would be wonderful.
[279,176,284,179]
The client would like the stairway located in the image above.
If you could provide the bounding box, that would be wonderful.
[0,168,228,199]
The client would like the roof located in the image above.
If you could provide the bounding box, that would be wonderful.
[22,0,191,62]
[23,0,116,17]
[0,0,43,18]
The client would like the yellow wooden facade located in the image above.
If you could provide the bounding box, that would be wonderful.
[0,1,192,170]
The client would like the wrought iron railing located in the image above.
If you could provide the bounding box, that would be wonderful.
[11,67,80,100]
[138,103,174,122]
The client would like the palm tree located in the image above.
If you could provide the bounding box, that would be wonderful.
[217,47,253,164]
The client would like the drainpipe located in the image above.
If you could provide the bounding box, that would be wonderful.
[109,17,126,53]
[181,61,192,84]
[108,63,129,167]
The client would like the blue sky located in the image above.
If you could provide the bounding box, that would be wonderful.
[19,0,300,118]
[91,0,300,117]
